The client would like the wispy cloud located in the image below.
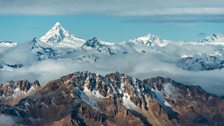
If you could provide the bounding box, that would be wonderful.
[123,15,224,23]
[117,7,224,16]
[1,0,224,23]
[0,0,224,16]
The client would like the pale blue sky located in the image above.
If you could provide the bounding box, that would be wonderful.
[0,0,224,43]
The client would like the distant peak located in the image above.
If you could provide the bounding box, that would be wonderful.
[137,34,160,41]
[127,33,168,47]
[82,37,103,48]
[89,37,98,42]
[52,22,64,31]
[39,22,70,44]
[38,22,85,47]
[55,22,61,27]
[199,33,224,43]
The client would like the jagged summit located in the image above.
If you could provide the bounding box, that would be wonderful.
[82,37,102,48]
[39,22,85,48]
[39,22,69,44]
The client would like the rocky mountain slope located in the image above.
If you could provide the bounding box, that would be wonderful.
[0,72,223,126]
[0,80,41,105]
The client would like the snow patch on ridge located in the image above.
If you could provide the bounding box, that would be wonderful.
[72,85,98,109]
[83,86,106,99]
[122,93,141,112]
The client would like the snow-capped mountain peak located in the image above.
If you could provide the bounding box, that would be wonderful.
[137,34,160,41]
[39,22,85,48]
[127,34,168,47]
[199,33,224,44]
[39,22,69,44]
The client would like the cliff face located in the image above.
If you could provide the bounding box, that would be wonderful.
[0,80,41,105]
[0,72,223,126]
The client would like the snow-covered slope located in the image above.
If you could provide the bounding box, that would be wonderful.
[31,38,59,60]
[39,22,85,48]
[31,22,86,60]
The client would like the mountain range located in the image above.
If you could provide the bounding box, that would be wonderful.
[1,22,224,72]
[0,72,223,126]
[0,22,224,126]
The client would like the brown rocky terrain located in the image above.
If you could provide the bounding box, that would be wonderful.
[0,80,41,105]
[0,71,223,126]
